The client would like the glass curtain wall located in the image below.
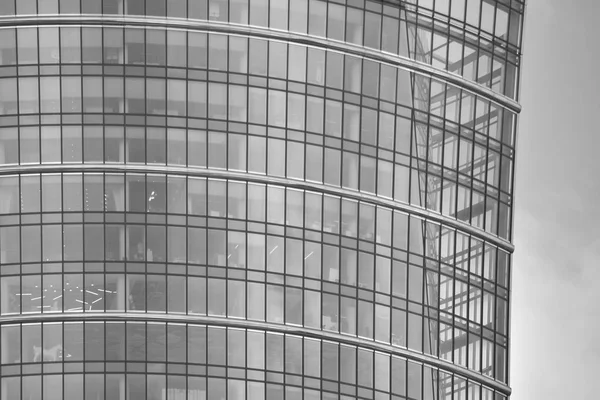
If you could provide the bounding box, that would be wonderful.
[0,0,524,399]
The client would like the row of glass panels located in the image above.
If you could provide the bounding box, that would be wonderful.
[3,372,504,400]
[0,27,516,110]
[0,175,509,291]
[0,321,509,393]
[0,270,506,377]
[0,173,512,272]
[0,0,524,57]
[0,129,512,240]
[0,176,510,376]
[0,78,515,159]
[0,262,506,331]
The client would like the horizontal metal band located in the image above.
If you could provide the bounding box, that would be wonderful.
[0,14,521,114]
[0,312,511,396]
[0,163,514,253]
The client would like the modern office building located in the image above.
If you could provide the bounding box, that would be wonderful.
[0,0,524,399]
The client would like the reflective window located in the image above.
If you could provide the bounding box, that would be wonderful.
[0,1,521,394]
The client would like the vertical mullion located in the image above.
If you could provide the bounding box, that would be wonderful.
[244,37,250,173]
[405,217,410,357]
[286,0,291,30]
[15,35,21,172]
[144,321,148,400]
[184,322,188,400]
[301,190,306,332]
[185,176,189,318]
[493,244,500,383]
[374,62,381,197]
[339,54,345,190]
[144,173,148,316]
[302,53,308,184]
[124,319,129,400]
[165,322,169,400]
[454,89,461,239]
[282,187,287,326]
[36,28,42,163]
[58,27,64,164]
[357,58,363,193]
[224,326,228,400]
[451,217,458,368]
[225,179,229,322]
[465,235,472,381]
[373,206,378,343]
[102,26,107,165]
[468,101,476,226]
[204,178,208,319]
[505,247,512,384]
[322,51,327,186]
[437,82,449,364]
[283,42,289,181]
[265,41,270,177]
[124,172,129,312]
[36,25,45,396]
[225,35,230,171]
[424,76,432,211]
[83,319,86,399]
[267,0,271,28]
[319,192,324,334]
[103,320,107,399]
[244,179,248,321]
[165,176,169,314]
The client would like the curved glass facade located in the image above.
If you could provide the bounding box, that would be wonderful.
[0,1,524,399]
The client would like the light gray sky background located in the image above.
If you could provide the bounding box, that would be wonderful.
[511,0,600,398]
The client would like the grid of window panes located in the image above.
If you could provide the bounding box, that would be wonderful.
[0,321,508,400]
[0,0,523,399]
[0,0,524,100]
[0,174,510,380]
[0,26,516,240]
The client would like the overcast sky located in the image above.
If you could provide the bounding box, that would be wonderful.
[511,0,600,398]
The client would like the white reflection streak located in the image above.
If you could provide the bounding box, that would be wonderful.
[269,245,278,255]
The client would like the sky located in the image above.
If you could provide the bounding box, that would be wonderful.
[511,0,600,398]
